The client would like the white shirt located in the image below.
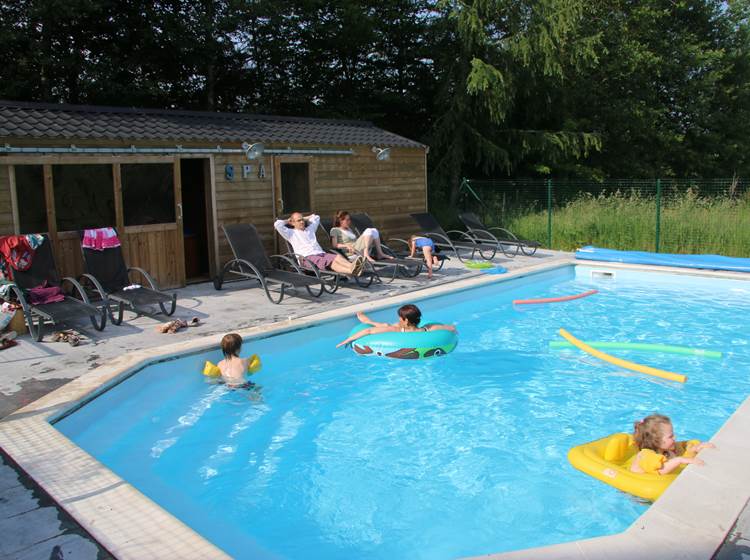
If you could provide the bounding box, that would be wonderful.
[273,214,325,257]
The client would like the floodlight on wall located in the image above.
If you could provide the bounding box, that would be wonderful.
[371,146,391,161]
[242,142,265,160]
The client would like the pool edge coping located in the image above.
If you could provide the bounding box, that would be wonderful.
[0,255,747,559]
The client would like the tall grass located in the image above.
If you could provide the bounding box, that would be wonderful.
[498,189,750,257]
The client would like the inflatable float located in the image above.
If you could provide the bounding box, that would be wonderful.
[464,260,494,269]
[513,289,597,305]
[568,433,698,501]
[575,245,750,273]
[348,323,458,359]
[549,340,721,359]
[558,328,687,383]
[203,354,262,377]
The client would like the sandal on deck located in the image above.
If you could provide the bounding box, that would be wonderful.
[352,256,365,277]
[52,330,81,346]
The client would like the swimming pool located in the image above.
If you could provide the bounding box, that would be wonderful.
[52,265,750,559]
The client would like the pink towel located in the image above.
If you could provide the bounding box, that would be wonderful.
[82,228,121,250]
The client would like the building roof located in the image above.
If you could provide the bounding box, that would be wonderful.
[0,100,425,149]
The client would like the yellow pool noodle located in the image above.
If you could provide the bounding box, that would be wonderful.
[558,328,687,383]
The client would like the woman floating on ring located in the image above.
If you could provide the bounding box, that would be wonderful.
[336,304,457,351]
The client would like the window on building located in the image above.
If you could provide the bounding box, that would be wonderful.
[53,164,115,231]
[121,164,175,225]
[280,162,310,212]
[14,165,47,234]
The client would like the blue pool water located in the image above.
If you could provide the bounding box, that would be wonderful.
[55,266,750,559]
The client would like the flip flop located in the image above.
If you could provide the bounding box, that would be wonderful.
[1,331,17,342]
[0,339,17,350]
[352,256,365,276]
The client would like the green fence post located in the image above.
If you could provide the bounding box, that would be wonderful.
[546,178,553,248]
[655,178,662,253]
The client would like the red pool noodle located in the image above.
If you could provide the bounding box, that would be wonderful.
[513,289,598,305]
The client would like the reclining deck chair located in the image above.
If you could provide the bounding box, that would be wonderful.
[459,212,540,256]
[214,223,326,304]
[319,217,402,283]
[6,236,106,341]
[349,213,442,275]
[275,219,374,290]
[79,233,177,325]
[409,212,498,262]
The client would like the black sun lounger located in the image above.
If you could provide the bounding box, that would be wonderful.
[409,212,498,262]
[214,223,326,304]
[343,214,425,278]
[320,217,407,283]
[79,234,177,325]
[459,212,540,257]
[7,236,106,341]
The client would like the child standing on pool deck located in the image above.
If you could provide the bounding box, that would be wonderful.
[409,235,440,278]
[336,304,456,347]
[629,414,715,475]
[217,333,258,388]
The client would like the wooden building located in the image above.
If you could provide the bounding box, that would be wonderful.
[0,100,428,288]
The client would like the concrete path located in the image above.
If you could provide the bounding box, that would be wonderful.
[0,250,748,559]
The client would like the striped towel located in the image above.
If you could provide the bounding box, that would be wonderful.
[82,228,121,250]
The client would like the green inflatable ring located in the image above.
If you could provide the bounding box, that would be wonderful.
[347,322,458,359]
[464,260,494,269]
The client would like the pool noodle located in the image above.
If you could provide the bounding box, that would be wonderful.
[513,289,598,305]
[549,340,721,359]
[558,328,687,383]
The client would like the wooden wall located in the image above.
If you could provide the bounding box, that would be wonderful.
[312,146,426,241]
[213,145,427,267]
[1,142,428,285]
[0,166,14,235]
[213,154,274,266]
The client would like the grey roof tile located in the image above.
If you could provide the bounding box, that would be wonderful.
[0,100,425,149]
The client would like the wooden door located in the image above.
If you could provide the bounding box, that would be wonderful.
[120,158,185,289]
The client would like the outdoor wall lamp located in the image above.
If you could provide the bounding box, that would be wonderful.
[242,142,265,160]
[371,146,391,161]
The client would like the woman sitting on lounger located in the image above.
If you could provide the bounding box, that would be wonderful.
[274,212,364,276]
[330,210,393,263]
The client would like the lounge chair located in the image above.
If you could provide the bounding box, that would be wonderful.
[459,212,540,256]
[6,236,106,341]
[348,213,432,276]
[409,212,498,262]
[78,233,177,325]
[275,219,374,290]
[214,223,326,304]
[319,217,402,283]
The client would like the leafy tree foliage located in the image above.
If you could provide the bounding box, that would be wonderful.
[1,0,749,184]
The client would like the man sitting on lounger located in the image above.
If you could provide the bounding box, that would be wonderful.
[274,212,364,276]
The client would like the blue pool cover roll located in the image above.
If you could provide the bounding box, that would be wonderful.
[575,246,750,273]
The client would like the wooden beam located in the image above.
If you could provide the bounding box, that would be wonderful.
[8,166,20,234]
[173,157,185,286]
[42,164,57,244]
[203,158,217,277]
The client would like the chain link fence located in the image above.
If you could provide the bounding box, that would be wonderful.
[451,178,750,257]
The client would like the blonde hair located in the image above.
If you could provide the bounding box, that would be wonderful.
[633,413,672,452]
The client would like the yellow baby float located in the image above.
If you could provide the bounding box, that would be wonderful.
[567,433,697,502]
[203,354,262,377]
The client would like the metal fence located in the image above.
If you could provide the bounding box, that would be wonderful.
[451,178,750,257]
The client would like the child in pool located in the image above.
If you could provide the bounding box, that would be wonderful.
[336,304,456,348]
[629,414,715,475]
[409,235,440,279]
[217,333,257,388]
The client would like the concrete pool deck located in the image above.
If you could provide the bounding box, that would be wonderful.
[0,252,749,559]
